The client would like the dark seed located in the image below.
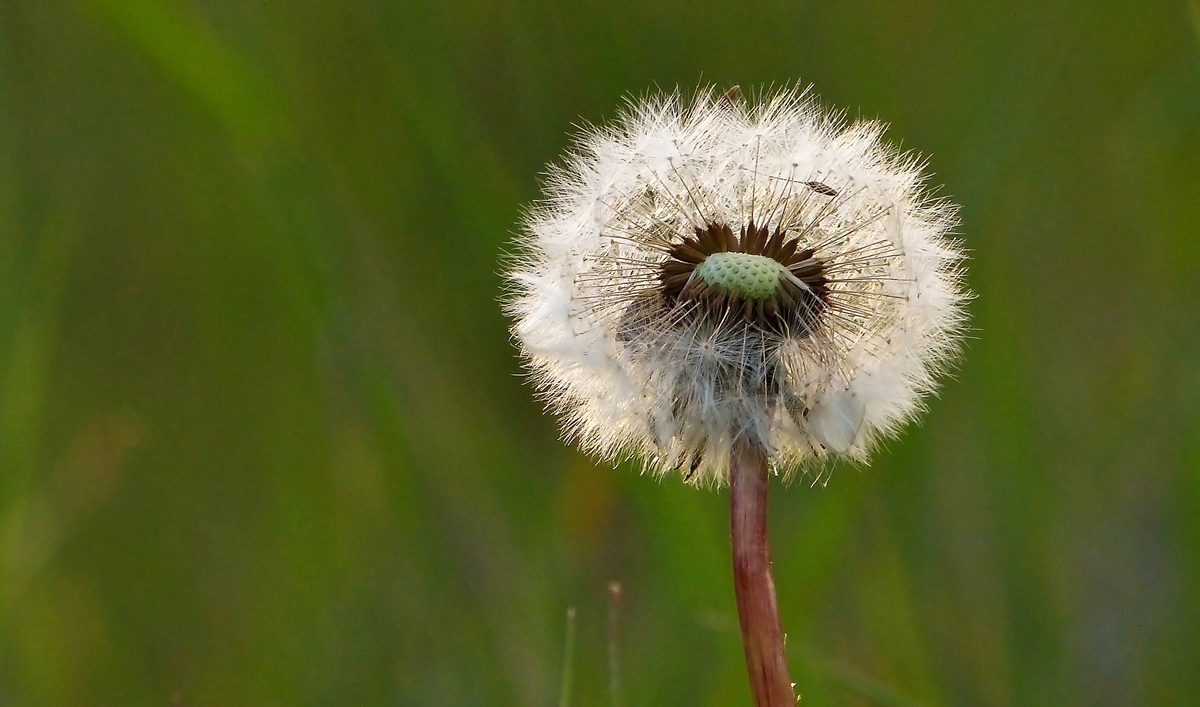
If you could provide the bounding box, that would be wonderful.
[804,181,838,197]
[653,221,830,337]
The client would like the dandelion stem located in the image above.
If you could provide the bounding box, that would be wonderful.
[730,440,796,706]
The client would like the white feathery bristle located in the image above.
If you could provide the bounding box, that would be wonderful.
[503,85,969,486]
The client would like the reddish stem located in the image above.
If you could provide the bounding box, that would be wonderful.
[730,440,796,706]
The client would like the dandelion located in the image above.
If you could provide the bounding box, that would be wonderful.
[504,85,967,705]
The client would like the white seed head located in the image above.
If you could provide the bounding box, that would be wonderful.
[503,85,968,485]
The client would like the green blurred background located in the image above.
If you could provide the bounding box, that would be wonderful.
[1,0,1198,704]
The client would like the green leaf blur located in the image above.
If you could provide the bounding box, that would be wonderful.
[2,1,1198,704]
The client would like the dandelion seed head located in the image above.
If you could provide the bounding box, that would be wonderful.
[504,85,969,485]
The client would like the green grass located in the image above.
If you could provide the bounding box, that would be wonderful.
[2,0,1199,704]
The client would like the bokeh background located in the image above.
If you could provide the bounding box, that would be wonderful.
[1,0,1198,704]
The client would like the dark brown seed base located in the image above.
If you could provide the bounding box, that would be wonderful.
[658,221,829,338]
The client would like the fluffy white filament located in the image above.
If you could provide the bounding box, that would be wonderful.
[504,86,968,485]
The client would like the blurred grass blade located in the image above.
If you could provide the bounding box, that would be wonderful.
[795,644,931,707]
[559,607,577,707]
[608,582,623,707]
[0,195,80,499]
[1191,1,1200,50]
[80,0,284,151]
